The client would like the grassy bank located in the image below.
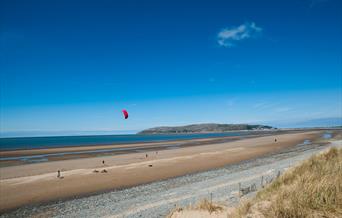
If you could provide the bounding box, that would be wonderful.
[236,147,342,217]
[168,147,342,217]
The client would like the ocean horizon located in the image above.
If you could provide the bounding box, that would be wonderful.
[0,132,252,150]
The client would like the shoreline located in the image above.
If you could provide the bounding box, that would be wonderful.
[0,131,329,213]
[0,131,292,167]
[0,136,247,168]
[0,135,243,157]
[0,130,273,151]
[1,129,317,153]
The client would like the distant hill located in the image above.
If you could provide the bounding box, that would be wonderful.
[138,123,274,134]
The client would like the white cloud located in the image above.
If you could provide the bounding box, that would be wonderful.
[217,22,262,47]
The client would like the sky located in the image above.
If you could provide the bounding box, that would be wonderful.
[1,0,342,136]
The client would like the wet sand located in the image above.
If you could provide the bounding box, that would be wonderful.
[0,131,323,213]
[0,135,257,168]
[0,136,244,157]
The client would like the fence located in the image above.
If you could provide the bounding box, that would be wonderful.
[237,170,281,198]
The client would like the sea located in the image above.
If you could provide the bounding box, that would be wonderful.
[0,132,254,151]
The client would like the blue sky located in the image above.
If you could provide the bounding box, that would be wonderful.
[1,0,341,136]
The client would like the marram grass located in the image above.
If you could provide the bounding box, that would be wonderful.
[167,147,342,218]
[236,147,342,218]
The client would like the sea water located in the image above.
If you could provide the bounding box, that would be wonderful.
[0,132,252,151]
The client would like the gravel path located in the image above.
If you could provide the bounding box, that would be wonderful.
[2,138,340,218]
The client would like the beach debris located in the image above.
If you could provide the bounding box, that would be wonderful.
[148,164,153,167]
[101,169,108,173]
[102,160,105,165]
[275,138,277,142]
[146,154,148,158]
[122,109,129,119]
[239,183,257,196]
[93,169,99,173]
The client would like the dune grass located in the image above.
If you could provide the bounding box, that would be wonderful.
[196,199,224,213]
[167,199,224,218]
[167,147,342,217]
[236,147,342,217]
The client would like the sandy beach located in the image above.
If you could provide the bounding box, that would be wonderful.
[0,135,251,158]
[0,131,325,213]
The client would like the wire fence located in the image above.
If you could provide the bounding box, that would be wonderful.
[237,170,282,198]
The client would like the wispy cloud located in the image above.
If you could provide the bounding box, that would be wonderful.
[275,107,292,113]
[253,102,276,109]
[217,22,262,47]
[253,102,293,113]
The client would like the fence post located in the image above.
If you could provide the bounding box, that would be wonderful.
[238,182,241,198]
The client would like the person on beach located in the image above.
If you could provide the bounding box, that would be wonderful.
[57,170,61,178]
[102,160,105,165]
[146,154,148,158]
[275,138,277,142]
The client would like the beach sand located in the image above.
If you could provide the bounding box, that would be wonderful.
[0,131,323,212]
[0,135,246,158]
